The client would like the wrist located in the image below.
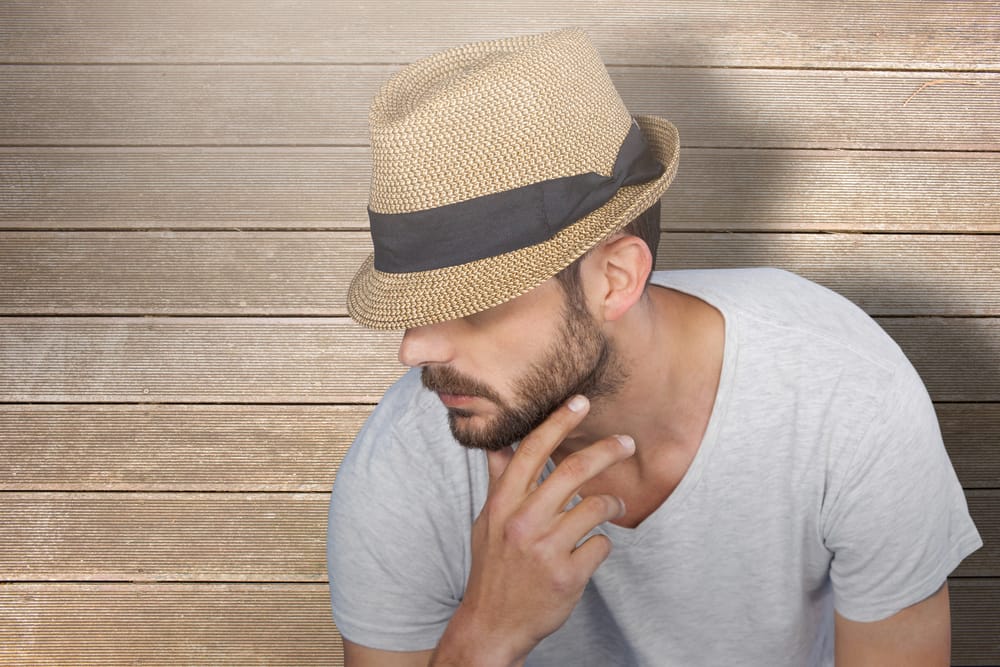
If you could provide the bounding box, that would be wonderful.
[431,603,527,667]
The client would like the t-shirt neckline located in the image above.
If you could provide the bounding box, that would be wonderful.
[549,272,740,548]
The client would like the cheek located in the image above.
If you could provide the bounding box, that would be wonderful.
[460,283,568,396]
[493,335,563,394]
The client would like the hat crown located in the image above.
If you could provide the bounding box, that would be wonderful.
[368,28,633,214]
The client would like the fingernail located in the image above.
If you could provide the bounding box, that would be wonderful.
[616,497,627,518]
[567,395,589,412]
[614,434,635,453]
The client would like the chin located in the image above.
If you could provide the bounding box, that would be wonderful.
[446,416,506,451]
[448,412,489,435]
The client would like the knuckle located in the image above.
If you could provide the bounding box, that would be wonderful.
[576,494,601,515]
[592,534,613,561]
[480,494,504,518]
[603,435,630,457]
[553,441,623,484]
[604,495,625,518]
[522,406,579,448]
[502,513,532,546]
[577,534,613,568]
[514,435,546,461]
[582,494,618,518]
[550,568,578,595]
[478,493,512,528]
[555,452,591,481]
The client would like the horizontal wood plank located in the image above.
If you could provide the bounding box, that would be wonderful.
[0,490,994,581]
[0,317,997,402]
[0,583,343,666]
[0,492,329,581]
[3,148,999,232]
[0,231,367,315]
[2,403,994,491]
[1,67,997,149]
[0,317,404,404]
[665,150,1000,233]
[0,404,362,491]
[879,318,1000,403]
[2,232,998,316]
[937,404,1000,490]
[0,146,371,230]
[0,580,995,665]
[656,234,1000,316]
[1,1,996,70]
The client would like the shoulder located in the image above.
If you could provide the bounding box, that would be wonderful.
[651,267,861,330]
[337,368,477,481]
[652,267,905,370]
[328,369,483,651]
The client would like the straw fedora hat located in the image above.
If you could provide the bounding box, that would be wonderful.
[348,27,680,330]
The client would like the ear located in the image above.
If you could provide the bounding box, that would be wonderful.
[583,234,653,322]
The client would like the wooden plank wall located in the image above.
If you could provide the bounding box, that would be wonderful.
[1,2,997,664]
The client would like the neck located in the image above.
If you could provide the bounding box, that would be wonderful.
[553,283,725,524]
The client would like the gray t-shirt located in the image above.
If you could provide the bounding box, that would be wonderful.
[327,268,981,666]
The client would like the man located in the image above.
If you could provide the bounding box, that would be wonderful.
[327,28,981,666]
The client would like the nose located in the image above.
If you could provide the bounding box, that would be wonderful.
[398,322,455,368]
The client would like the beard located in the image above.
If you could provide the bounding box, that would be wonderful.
[421,296,626,451]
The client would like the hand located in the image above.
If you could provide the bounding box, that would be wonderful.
[432,395,635,666]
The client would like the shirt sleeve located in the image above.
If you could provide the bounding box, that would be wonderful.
[821,359,982,622]
[327,375,481,650]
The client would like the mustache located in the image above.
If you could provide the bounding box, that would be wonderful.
[421,366,502,403]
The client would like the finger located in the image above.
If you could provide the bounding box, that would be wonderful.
[485,446,515,492]
[570,533,613,576]
[500,394,590,494]
[556,494,626,549]
[525,434,635,518]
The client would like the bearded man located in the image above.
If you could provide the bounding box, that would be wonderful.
[327,28,981,667]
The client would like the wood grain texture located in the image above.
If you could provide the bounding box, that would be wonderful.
[0,146,370,230]
[662,149,1000,233]
[962,491,999,577]
[0,317,404,404]
[656,234,1000,317]
[0,404,362,491]
[879,318,1000,402]
[1,67,997,149]
[1,1,996,70]
[0,231,369,315]
[2,403,995,491]
[0,492,330,581]
[2,232,998,316]
[0,583,344,666]
[937,404,1000,490]
[1,0,996,660]
[1,317,998,402]
[950,579,1000,666]
[3,148,998,232]
[0,580,994,666]
[0,490,994,580]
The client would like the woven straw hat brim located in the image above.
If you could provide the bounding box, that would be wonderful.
[348,114,679,330]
